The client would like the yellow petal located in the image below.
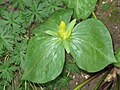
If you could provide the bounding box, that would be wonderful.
[59,21,66,31]
[63,29,72,39]
[58,21,72,39]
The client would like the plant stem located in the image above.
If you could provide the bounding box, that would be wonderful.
[29,82,35,90]
[99,80,114,90]
[25,81,27,90]
[74,73,100,90]
[17,81,22,89]
[33,83,37,90]
[94,70,110,90]
[67,71,70,77]
[107,81,114,90]
[92,12,97,19]
[37,84,44,90]
[12,79,15,90]
[99,82,109,90]
[114,74,120,90]
[3,85,5,90]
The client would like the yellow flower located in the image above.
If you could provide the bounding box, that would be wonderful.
[58,21,72,39]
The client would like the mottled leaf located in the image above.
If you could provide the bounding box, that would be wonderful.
[70,18,116,72]
[22,36,64,83]
[62,0,97,19]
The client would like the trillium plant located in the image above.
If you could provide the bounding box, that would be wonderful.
[22,0,119,84]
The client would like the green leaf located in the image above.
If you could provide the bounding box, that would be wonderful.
[33,9,73,36]
[0,27,14,50]
[43,0,63,14]
[0,11,23,37]
[0,0,4,4]
[10,0,27,10]
[63,40,70,53]
[0,62,17,83]
[102,3,111,12]
[114,48,120,68]
[25,1,47,23]
[10,40,27,65]
[22,36,65,83]
[53,76,70,89]
[45,30,57,36]
[70,18,116,72]
[66,19,76,32]
[67,63,81,74]
[62,0,97,19]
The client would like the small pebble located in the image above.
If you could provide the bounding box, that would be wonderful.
[76,82,78,85]
[109,14,111,16]
[72,75,76,79]
[102,1,106,4]
[84,75,90,79]
[81,74,84,78]
[115,26,118,29]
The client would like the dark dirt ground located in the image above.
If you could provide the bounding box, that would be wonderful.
[70,0,120,90]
